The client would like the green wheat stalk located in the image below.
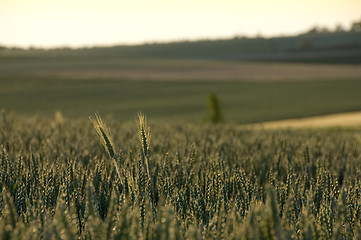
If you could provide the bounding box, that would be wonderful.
[89,113,122,183]
[137,111,150,179]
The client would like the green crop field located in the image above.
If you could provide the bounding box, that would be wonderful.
[1,112,361,239]
[1,77,361,123]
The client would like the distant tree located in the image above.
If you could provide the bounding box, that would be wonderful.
[204,92,223,124]
[350,20,361,32]
[10,47,22,51]
[335,24,345,32]
[306,26,321,34]
[305,26,330,35]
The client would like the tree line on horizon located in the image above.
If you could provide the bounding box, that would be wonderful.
[0,17,360,51]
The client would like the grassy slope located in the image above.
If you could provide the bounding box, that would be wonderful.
[1,77,361,123]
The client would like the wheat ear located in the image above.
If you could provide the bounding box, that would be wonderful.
[137,111,151,179]
[89,113,122,183]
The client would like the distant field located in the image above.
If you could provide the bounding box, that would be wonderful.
[1,77,361,123]
[2,56,361,81]
[1,54,361,123]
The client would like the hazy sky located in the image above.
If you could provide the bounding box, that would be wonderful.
[1,0,360,48]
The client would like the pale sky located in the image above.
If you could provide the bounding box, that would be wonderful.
[1,0,360,48]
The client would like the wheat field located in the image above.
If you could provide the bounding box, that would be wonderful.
[1,111,361,239]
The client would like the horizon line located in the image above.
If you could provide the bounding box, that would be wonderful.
[1,28,357,51]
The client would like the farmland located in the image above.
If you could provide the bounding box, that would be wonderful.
[1,38,361,239]
[1,112,361,239]
[2,77,361,123]
[1,53,361,123]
